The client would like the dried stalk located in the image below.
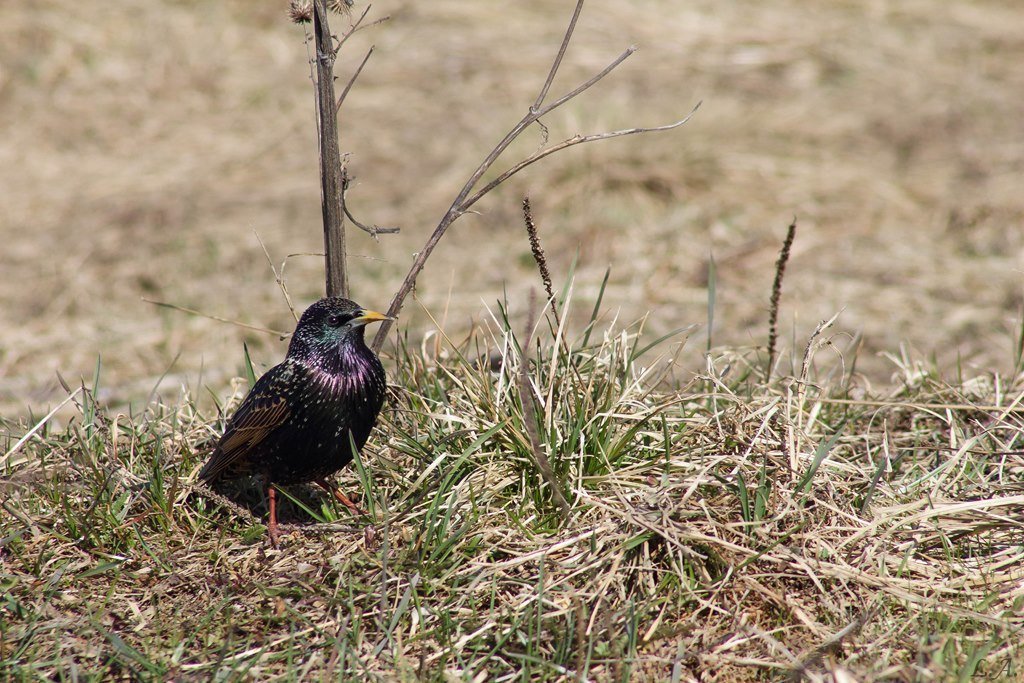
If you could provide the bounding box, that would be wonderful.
[142,299,289,337]
[766,217,797,381]
[371,0,698,351]
[522,197,558,324]
[312,0,347,298]
[796,311,842,431]
[307,2,397,297]
[341,172,400,237]
[336,46,374,112]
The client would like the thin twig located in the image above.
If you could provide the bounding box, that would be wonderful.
[370,0,698,351]
[343,202,400,238]
[532,0,585,111]
[537,46,637,115]
[766,217,797,382]
[337,9,391,52]
[516,290,571,520]
[254,231,299,322]
[336,46,374,112]
[462,106,701,211]
[142,299,290,337]
[341,171,400,238]
[336,5,373,50]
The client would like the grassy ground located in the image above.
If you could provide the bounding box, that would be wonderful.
[3,0,1024,680]
[3,296,1024,680]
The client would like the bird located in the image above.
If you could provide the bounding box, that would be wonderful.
[199,297,391,546]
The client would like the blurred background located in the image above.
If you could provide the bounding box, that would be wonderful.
[1,0,1022,419]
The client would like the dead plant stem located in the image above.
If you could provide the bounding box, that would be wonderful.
[371,0,698,351]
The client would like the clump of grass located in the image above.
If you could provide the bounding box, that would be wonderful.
[3,292,1024,680]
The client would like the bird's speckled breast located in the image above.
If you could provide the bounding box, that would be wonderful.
[264,349,386,484]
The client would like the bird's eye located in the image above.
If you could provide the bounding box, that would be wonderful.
[327,313,344,327]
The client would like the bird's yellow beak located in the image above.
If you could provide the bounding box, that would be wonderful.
[353,309,393,325]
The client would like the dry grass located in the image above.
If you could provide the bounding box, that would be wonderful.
[3,296,1024,680]
[3,0,1024,680]
[2,0,1024,418]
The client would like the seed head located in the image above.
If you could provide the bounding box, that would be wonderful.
[288,0,312,24]
[328,0,354,15]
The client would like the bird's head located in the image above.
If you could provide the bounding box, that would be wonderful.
[287,297,391,361]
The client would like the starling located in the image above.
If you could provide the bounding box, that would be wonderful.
[199,297,390,545]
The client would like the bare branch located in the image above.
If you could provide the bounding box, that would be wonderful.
[358,15,391,32]
[313,0,348,298]
[535,46,636,117]
[336,46,374,112]
[337,6,391,51]
[341,171,400,238]
[463,105,701,212]
[336,4,372,50]
[532,0,585,111]
[370,2,698,352]
[343,202,400,238]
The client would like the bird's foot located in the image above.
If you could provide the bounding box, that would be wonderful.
[331,489,366,516]
[316,479,367,516]
[267,519,282,548]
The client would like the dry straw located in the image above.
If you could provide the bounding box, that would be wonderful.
[5,290,1023,680]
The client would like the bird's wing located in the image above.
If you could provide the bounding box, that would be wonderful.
[198,365,293,482]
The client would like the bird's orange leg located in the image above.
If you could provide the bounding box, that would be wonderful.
[316,478,365,515]
[266,483,281,547]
